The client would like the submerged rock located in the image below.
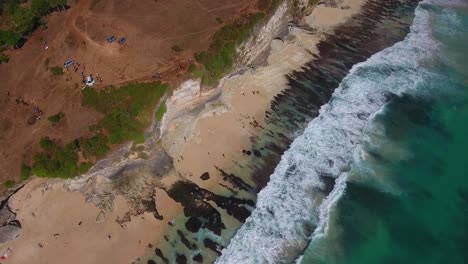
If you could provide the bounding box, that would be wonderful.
[193,254,203,263]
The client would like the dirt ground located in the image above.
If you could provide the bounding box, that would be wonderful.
[0,0,261,186]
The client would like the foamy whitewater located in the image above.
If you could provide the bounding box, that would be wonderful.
[216,2,438,263]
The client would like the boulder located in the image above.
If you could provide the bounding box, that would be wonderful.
[0,205,15,226]
[0,224,20,243]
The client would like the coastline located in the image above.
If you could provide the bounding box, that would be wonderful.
[0,1,369,263]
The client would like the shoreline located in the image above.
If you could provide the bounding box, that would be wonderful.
[0,1,371,263]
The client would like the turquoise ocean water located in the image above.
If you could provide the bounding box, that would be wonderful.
[215,0,468,263]
[301,0,468,263]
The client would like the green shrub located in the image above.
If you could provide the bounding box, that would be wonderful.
[39,137,55,150]
[11,7,37,35]
[0,30,21,46]
[188,64,204,79]
[50,66,64,76]
[78,162,94,174]
[20,164,32,180]
[80,134,109,158]
[48,112,65,123]
[309,0,320,5]
[32,0,52,16]
[155,101,166,121]
[0,54,8,64]
[1,0,68,49]
[32,146,79,178]
[195,12,265,85]
[82,82,168,144]
[4,180,14,188]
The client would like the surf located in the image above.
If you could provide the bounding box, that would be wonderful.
[215,0,439,263]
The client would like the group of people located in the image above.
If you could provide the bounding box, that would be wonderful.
[64,61,104,85]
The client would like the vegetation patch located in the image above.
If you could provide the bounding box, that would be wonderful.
[20,164,32,180]
[0,53,8,64]
[50,66,64,76]
[82,82,168,144]
[4,180,14,188]
[32,140,81,178]
[195,12,265,85]
[155,101,166,122]
[0,0,67,61]
[188,64,204,79]
[39,136,55,151]
[79,133,109,159]
[47,112,65,123]
[29,81,167,179]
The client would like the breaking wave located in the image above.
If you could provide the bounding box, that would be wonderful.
[215,1,439,263]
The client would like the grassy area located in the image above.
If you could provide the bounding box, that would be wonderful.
[80,133,109,159]
[48,112,65,123]
[0,0,67,61]
[20,164,31,180]
[0,53,8,64]
[27,82,167,179]
[191,0,285,85]
[188,64,204,79]
[82,82,168,144]
[309,0,320,6]
[195,12,265,85]
[155,101,166,122]
[32,140,80,178]
[4,180,14,188]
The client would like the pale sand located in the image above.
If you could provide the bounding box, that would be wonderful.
[0,1,366,263]
[0,178,182,264]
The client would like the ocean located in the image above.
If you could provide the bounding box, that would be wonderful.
[217,0,468,263]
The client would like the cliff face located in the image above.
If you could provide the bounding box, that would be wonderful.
[237,1,291,68]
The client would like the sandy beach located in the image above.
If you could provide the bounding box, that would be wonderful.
[0,1,367,263]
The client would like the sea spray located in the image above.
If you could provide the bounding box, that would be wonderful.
[216,1,438,263]
[300,0,468,262]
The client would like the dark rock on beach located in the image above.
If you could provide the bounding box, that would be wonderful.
[203,238,223,256]
[193,253,203,263]
[217,167,254,192]
[200,172,210,181]
[166,181,254,234]
[176,254,187,264]
[177,229,197,250]
[185,217,202,233]
[155,248,169,264]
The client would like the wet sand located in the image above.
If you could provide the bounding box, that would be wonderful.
[0,1,368,263]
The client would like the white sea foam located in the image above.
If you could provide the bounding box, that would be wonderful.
[215,2,439,264]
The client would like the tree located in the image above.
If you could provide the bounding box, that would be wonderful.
[39,136,54,150]
[31,0,50,16]
[80,134,109,158]
[50,0,67,9]
[48,112,65,123]
[20,164,31,180]
[0,30,21,46]
[12,7,37,35]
